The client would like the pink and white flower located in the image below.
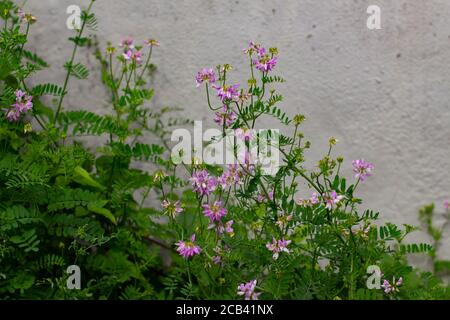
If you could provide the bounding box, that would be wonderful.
[119,37,135,49]
[297,192,319,207]
[122,50,133,60]
[4,90,33,122]
[235,127,255,142]
[212,255,222,265]
[213,84,240,103]
[237,279,261,300]
[122,49,142,64]
[243,41,267,56]
[257,190,274,203]
[214,106,237,127]
[266,237,291,260]
[161,199,184,219]
[243,41,259,55]
[275,213,293,231]
[190,169,218,196]
[236,150,256,173]
[196,68,216,87]
[381,276,403,294]
[202,201,227,223]
[323,190,344,210]
[215,220,234,236]
[132,50,143,64]
[175,234,201,259]
[352,159,374,182]
[218,165,244,189]
[253,55,277,72]
[17,8,26,21]
[247,43,277,72]
[145,39,160,47]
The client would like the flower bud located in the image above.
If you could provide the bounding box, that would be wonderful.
[106,46,116,54]
[25,13,37,24]
[329,137,338,145]
[221,64,232,72]
[293,114,306,126]
[145,39,160,46]
[269,47,278,55]
[23,122,32,134]
[153,170,167,182]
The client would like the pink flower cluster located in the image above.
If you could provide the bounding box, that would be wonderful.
[196,68,216,87]
[323,190,344,210]
[237,279,261,300]
[253,53,277,72]
[189,167,243,237]
[245,42,278,72]
[445,200,449,211]
[191,165,245,195]
[297,192,319,207]
[215,220,234,236]
[17,8,35,24]
[275,213,293,231]
[243,41,261,55]
[235,127,254,141]
[213,84,240,103]
[211,246,230,266]
[189,169,218,196]
[214,106,237,127]
[195,67,242,107]
[218,165,244,189]
[381,276,403,294]
[203,201,227,222]
[17,8,26,21]
[119,37,147,64]
[342,224,371,239]
[234,150,256,173]
[120,37,135,49]
[266,237,291,260]
[175,234,201,259]
[203,201,234,236]
[4,90,33,122]
[161,199,184,219]
[257,189,274,203]
[144,39,160,47]
[352,159,374,182]
[123,49,142,64]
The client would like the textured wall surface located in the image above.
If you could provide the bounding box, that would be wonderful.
[25,0,450,258]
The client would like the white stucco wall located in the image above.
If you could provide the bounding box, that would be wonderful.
[24,0,450,258]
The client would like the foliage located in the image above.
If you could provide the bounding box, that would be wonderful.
[0,0,170,299]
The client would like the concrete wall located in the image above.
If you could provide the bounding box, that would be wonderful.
[25,0,450,258]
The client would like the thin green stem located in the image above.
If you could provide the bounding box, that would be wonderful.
[186,260,193,288]
[109,54,119,102]
[19,22,30,60]
[53,0,95,124]
[205,83,221,111]
[125,64,134,90]
[137,44,153,83]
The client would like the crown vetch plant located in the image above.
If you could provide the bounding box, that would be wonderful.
[161,40,450,300]
[0,0,449,300]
